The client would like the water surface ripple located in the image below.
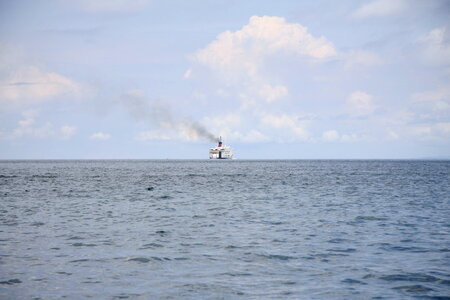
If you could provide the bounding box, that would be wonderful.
[0,160,449,299]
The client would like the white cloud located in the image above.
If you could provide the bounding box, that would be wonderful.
[412,87,450,112]
[352,0,407,18]
[322,130,364,142]
[183,69,192,79]
[410,125,432,136]
[11,110,50,139]
[201,113,271,143]
[347,91,376,115]
[60,125,77,140]
[0,66,82,103]
[195,16,336,68]
[260,113,310,141]
[239,129,270,143]
[238,93,258,110]
[418,27,450,66]
[258,84,288,103]
[210,127,270,143]
[13,121,53,139]
[387,130,399,140]
[192,16,336,103]
[203,110,314,143]
[403,121,450,141]
[322,130,340,142]
[90,132,111,140]
[369,106,450,141]
[5,111,77,140]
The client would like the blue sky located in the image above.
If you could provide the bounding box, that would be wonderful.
[0,0,449,159]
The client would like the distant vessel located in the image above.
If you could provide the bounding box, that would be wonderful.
[209,137,233,159]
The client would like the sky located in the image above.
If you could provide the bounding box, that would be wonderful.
[0,0,449,159]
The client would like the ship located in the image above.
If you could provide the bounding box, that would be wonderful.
[209,136,233,159]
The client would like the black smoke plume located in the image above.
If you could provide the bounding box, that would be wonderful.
[121,90,217,142]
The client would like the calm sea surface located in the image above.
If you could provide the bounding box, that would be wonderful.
[0,160,449,299]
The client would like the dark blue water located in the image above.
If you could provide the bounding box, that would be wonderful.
[0,160,449,299]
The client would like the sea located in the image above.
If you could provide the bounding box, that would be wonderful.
[0,160,449,299]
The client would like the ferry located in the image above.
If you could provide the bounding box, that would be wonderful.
[209,137,233,159]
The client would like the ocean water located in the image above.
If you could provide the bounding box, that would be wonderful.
[0,160,449,299]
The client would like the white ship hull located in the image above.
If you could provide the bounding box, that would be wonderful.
[209,147,233,159]
[209,137,233,159]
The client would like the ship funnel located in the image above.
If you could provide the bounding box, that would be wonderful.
[218,136,222,147]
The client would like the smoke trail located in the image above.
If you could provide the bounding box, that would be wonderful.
[186,120,217,142]
[121,90,217,142]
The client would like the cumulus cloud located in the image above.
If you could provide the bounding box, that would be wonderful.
[90,132,111,140]
[192,16,336,103]
[347,91,377,116]
[0,66,82,103]
[195,16,337,68]
[201,110,315,143]
[418,27,450,65]
[352,0,407,18]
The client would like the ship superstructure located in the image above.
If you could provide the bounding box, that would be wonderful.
[209,137,233,159]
